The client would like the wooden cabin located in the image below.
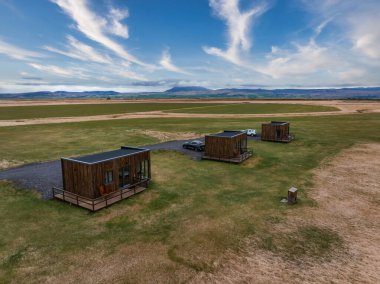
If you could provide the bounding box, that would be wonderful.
[53,146,151,211]
[203,130,252,163]
[261,121,294,143]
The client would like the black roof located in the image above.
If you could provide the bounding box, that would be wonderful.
[266,121,288,125]
[208,130,244,138]
[63,146,149,164]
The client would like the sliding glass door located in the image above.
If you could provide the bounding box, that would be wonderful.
[118,165,130,188]
[138,160,149,180]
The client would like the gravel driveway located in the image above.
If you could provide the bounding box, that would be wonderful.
[0,139,204,199]
[0,136,259,199]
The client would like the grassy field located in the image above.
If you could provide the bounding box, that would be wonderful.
[165,103,339,114]
[0,103,220,120]
[0,113,379,282]
[0,102,338,120]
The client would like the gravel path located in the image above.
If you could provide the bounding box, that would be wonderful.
[0,139,205,199]
[0,160,62,199]
[0,136,259,199]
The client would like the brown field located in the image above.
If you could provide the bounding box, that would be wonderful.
[0,99,379,127]
[193,144,380,283]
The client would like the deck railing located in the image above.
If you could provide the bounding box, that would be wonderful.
[203,148,253,163]
[52,178,149,211]
[262,133,295,143]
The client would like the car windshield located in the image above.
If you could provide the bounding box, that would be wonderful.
[191,140,202,144]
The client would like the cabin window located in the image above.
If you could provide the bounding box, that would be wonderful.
[104,170,113,184]
[138,160,149,180]
[119,165,130,188]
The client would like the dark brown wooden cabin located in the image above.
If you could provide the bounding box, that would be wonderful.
[203,131,252,163]
[53,146,151,211]
[261,121,294,143]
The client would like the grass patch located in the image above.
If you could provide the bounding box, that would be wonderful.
[148,190,180,210]
[0,103,220,120]
[0,113,379,281]
[259,226,343,259]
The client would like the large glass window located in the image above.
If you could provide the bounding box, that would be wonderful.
[119,165,130,188]
[138,160,149,180]
[104,170,113,184]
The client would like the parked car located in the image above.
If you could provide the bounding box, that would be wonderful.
[242,129,257,136]
[182,140,205,151]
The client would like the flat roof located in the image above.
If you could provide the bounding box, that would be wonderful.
[269,121,288,125]
[208,130,244,138]
[62,146,149,164]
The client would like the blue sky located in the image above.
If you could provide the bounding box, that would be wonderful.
[0,0,379,93]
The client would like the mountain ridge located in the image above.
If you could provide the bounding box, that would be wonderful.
[1,87,380,100]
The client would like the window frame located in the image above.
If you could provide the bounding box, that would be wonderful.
[104,170,113,185]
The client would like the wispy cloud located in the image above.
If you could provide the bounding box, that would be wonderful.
[0,39,44,60]
[301,0,380,60]
[107,7,129,39]
[257,40,333,79]
[51,0,150,67]
[203,0,269,65]
[28,63,89,79]
[106,65,147,81]
[159,49,191,75]
[254,0,380,85]
[44,35,111,64]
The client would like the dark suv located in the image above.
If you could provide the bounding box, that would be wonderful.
[182,140,205,151]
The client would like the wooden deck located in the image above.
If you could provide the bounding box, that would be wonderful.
[53,180,148,211]
[203,150,253,164]
[261,133,295,143]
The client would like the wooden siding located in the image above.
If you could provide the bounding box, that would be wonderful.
[261,123,290,142]
[204,133,248,159]
[61,150,150,199]
[61,159,94,198]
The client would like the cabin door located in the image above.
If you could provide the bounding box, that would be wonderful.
[276,129,281,139]
[119,165,131,188]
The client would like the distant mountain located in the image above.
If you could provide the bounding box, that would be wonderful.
[0,90,120,99]
[1,87,380,100]
[166,86,210,93]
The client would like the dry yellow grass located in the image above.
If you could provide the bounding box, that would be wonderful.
[126,129,199,141]
[194,143,380,283]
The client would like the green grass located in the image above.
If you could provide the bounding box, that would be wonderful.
[0,102,338,120]
[0,113,379,282]
[165,103,339,114]
[258,226,343,258]
[0,103,220,120]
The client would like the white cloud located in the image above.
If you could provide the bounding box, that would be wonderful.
[253,0,380,85]
[203,0,268,65]
[0,81,168,93]
[51,0,150,67]
[44,35,111,64]
[314,17,333,38]
[338,68,365,81]
[350,14,380,60]
[107,8,129,39]
[258,40,334,79]
[159,49,191,75]
[301,0,380,60]
[28,63,88,79]
[0,39,44,61]
[106,66,147,81]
